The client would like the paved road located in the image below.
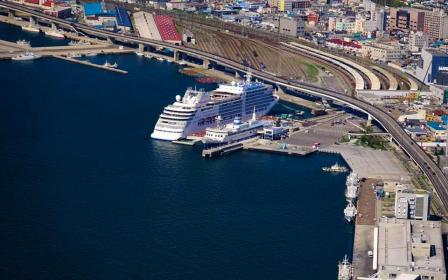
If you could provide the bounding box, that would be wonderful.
[1,0,447,209]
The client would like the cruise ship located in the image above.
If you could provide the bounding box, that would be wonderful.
[151,77,279,141]
[202,110,267,147]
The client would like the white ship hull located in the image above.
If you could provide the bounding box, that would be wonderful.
[22,25,40,33]
[45,30,65,39]
[151,104,275,141]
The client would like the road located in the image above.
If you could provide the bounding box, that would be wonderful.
[1,0,447,209]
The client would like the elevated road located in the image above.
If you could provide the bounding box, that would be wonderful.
[1,0,447,209]
[286,42,381,91]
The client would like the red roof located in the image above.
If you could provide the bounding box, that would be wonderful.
[25,0,39,4]
[327,38,361,49]
[155,15,181,42]
[42,0,53,7]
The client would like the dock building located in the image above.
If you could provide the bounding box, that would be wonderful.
[394,186,430,221]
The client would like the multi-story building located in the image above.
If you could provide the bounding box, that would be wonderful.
[278,0,310,12]
[362,42,405,61]
[334,18,356,33]
[388,8,424,32]
[274,16,305,37]
[424,9,448,40]
[394,186,430,221]
[408,31,428,51]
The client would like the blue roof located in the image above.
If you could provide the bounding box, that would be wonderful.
[84,2,103,17]
[427,121,446,131]
[442,115,448,125]
[115,7,132,28]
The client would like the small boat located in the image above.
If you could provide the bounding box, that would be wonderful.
[45,29,65,39]
[21,25,40,33]
[344,202,357,223]
[338,255,353,280]
[156,57,164,62]
[68,52,82,58]
[135,51,144,56]
[295,110,305,116]
[322,163,349,173]
[166,59,173,63]
[16,39,31,47]
[144,53,153,59]
[103,60,118,68]
[12,52,41,61]
[68,40,91,46]
[85,53,97,57]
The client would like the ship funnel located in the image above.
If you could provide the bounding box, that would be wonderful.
[245,72,252,82]
[252,107,257,122]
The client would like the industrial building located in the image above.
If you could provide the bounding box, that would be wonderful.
[115,6,132,31]
[394,186,430,221]
[376,218,446,280]
[416,49,448,85]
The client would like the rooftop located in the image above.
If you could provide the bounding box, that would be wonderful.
[378,218,446,277]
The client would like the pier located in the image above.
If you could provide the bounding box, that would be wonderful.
[53,55,127,74]
[244,139,316,156]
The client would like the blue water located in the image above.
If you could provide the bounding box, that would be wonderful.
[0,22,353,279]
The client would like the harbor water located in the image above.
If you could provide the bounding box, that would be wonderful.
[0,22,353,279]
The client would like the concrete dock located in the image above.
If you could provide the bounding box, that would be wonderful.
[320,144,411,181]
[244,139,316,156]
[352,179,378,279]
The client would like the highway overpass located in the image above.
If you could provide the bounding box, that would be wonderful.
[1,0,447,210]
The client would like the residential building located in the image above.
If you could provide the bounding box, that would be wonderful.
[275,16,305,37]
[408,31,428,52]
[388,8,424,32]
[424,9,448,40]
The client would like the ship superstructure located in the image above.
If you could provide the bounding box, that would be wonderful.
[345,172,359,202]
[344,172,359,223]
[202,109,268,146]
[151,77,278,141]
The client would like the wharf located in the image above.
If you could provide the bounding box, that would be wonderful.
[244,139,316,156]
[352,179,378,279]
[53,55,127,74]
[320,144,411,181]
[172,136,202,146]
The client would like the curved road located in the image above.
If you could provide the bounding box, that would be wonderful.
[2,1,447,209]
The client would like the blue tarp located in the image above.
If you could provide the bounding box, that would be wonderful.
[427,121,445,131]
[84,2,102,17]
[115,7,132,28]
